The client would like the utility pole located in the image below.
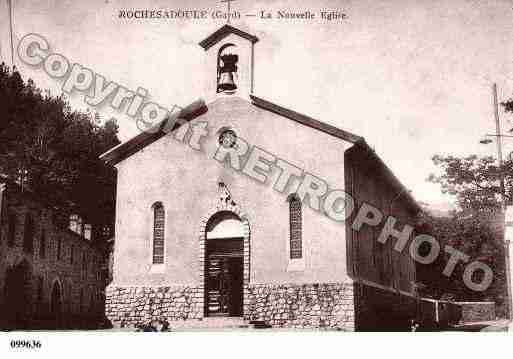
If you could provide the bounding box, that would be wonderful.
[492,83,513,320]
[493,83,506,200]
[481,84,513,320]
[7,0,15,67]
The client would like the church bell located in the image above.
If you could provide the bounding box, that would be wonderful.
[218,72,236,92]
[217,53,238,93]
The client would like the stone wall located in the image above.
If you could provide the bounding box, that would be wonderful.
[244,282,355,330]
[106,282,356,330]
[105,285,203,327]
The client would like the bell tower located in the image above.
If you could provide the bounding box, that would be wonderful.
[199,25,259,102]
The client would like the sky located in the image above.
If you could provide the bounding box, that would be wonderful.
[1,0,513,207]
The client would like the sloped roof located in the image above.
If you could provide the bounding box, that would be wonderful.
[199,24,259,50]
[250,95,363,144]
[100,96,363,165]
[99,99,207,165]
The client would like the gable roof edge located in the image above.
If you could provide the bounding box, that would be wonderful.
[249,94,363,144]
[99,99,208,166]
[199,24,259,50]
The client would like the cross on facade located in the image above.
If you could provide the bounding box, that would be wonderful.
[220,0,236,24]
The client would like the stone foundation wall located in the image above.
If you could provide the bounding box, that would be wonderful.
[244,282,355,330]
[106,282,356,330]
[105,285,203,327]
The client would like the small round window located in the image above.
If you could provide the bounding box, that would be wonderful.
[218,129,237,148]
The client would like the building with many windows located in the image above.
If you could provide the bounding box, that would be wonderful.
[0,179,107,329]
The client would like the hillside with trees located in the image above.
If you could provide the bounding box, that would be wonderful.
[0,63,120,243]
[426,137,512,317]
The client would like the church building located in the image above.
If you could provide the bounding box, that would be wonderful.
[101,25,422,331]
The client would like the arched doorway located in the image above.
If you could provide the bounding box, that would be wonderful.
[4,260,32,329]
[204,211,244,317]
[50,280,62,328]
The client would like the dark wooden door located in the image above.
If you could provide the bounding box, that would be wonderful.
[206,255,243,316]
[205,238,243,317]
[227,257,243,316]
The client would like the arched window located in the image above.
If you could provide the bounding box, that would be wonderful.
[152,202,165,264]
[289,194,302,259]
[23,213,34,253]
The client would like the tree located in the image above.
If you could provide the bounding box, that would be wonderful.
[417,212,505,306]
[427,154,513,211]
[427,146,510,316]
[0,63,120,242]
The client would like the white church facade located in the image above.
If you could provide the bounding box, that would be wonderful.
[101,25,421,330]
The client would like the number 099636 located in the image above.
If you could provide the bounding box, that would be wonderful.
[10,340,42,349]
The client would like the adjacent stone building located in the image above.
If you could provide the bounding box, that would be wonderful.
[101,25,422,330]
[0,179,107,329]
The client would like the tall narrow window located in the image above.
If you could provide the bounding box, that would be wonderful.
[23,213,34,253]
[7,212,16,247]
[57,239,62,261]
[69,214,83,235]
[289,195,302,259]
[152,202,165,264]
[39,230,46,259]
[69,214,78,232]
[83,224,92,240]
[76,216,83,235]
